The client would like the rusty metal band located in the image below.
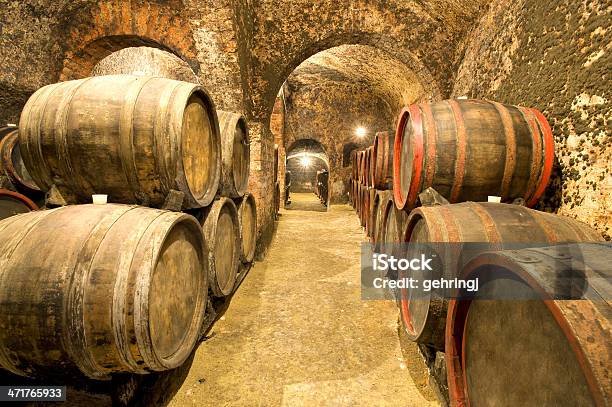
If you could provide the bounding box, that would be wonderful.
[0,189,38,211]
[518,106,542,204]
[405,104,425,209]
[393,107,412,209]
[468,202,502,244]
[447,100,467,203]
[526,209,558,243]
[527,108,555,207]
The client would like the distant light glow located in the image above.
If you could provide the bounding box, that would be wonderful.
[356,127,367,138]
[300,155,312,168]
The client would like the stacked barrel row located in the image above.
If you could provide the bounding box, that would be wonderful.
[348,99,610,406]
[0,75,257,382]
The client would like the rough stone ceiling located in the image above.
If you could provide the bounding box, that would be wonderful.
[285,45,427,113]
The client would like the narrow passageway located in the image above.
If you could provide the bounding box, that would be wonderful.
[170,193,438,406]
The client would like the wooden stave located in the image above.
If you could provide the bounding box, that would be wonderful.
[393,99,554,210]
[217,110,250,198]
[371,190,393,247]
[18,75,221,209]
[0,204,207,380]
[373,131,394,190]
[399,202,604,350]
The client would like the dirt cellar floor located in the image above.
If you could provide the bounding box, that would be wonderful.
[169,193,439,407]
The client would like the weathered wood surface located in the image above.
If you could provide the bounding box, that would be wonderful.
[235,193,257,263]
[393,99,554,210]
[0,204,208,380]
[370,190,393,247]
[399,202,603,350]
[217,110,250,198]
[447,243,612,407]
[372,131,394,190]
[19,75,221,209]
[201,198,241,297]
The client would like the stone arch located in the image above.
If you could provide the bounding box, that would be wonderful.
[255,32,441,121]
[59,0,199,81]
[286,138,330,197]
[286,138,329,167]
[91,46,199,83]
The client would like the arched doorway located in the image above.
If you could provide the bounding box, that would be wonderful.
[285,139,330,211]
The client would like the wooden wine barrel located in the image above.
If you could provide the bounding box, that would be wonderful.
[0,204,207,379]
[368,145,376,188]
[373,131,394,190]
[369,190,382,240]
[355,183,362,217]
[359,150,367,185]
[357,150,364,184]
[399,202,603,350]
[365,187,374,236]
[370,190,393,245]
[0,129,41,195]
[235,193,257,263]
[447,243,611,407]
[363,149,369,187]
[350,150,358,180]
[201,198,240,297]
[381,197,408,247]
[366,146,375,187]
[360,187,370,228]
[0,189,38,221]
[19,75,221,209]
[393,99,554,210]
[0,127,18,145]
[217,110,250,198]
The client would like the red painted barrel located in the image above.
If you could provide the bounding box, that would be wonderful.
[400,202,603,350]
[373,131,394,190]
[350,150,358,180]
[393,99,554,210]
[447,244,611,407]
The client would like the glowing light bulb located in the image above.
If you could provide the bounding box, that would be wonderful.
[300,156,311,168]
[356,127,367,138]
